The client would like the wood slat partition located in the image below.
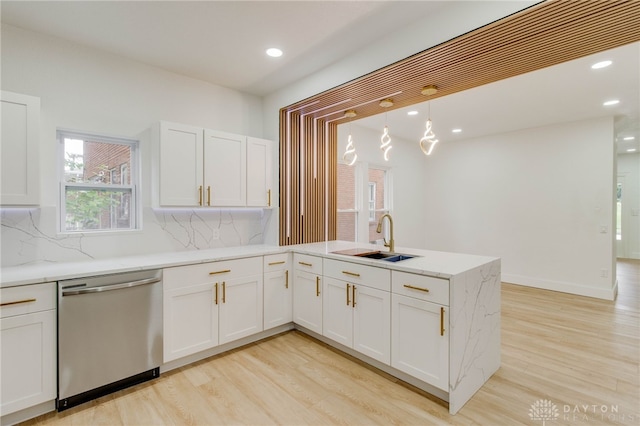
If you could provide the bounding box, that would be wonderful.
[279,0,640,246]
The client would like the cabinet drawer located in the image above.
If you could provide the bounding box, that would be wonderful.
[323,259,390,292]
[392,271,449,305]
[293,254,322,275]
[264,253,290,272]
[164,257,262,290]
[0,283,56,318]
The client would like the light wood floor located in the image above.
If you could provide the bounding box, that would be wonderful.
[22,260,639,425]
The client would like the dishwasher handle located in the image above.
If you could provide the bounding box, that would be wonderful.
[61,277,161,297]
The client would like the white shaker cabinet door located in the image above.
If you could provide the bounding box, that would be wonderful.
[353,284,390,364]
[391,293,449,391]
[163,282,219,362]
[1,91,40,206]
[204,130,246,206]
[218,274,263,345]
[246,137,272,207]
[0,310,56,415]
[322,277,353,347]
[292,270,322,334]
[264,269,292,330]
[158,122,203,207]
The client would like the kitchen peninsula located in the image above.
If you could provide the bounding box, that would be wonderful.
[0,241,500,422]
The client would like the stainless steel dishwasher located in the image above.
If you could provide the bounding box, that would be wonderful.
[57,269,162,411]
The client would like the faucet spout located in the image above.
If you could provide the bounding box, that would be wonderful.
[376,213,395,253]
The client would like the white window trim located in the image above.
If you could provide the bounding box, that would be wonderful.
[57,129,140,234]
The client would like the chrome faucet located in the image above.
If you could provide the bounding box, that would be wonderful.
[376,213,395,253]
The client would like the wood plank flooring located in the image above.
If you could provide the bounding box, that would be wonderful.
[22,260,639,425]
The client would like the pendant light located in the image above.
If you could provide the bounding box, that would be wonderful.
[342,111,358,166]
[419,85,439,156]
[379,99,393,161]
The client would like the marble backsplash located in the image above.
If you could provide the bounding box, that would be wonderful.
[1,206,272,267]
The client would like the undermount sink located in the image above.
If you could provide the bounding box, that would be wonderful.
[358,252,417,262]
[330,248,418,262]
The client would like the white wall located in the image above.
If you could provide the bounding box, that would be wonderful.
[336,123,425,249]
[420,118,617,299]
[617,152,640,259]
[1,25,271,266]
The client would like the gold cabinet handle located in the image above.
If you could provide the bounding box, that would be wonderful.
[285,270,289,289]
[214,283,219,305]
[316,276,320,297]
[198,185,203,206]
[440,307,445,336]
[267,189,271,207]
[352,285,357,307]
[404,284,430,293]
[207,186,211,206]
[222,281,226,303]
[268,260,285,266]
[209,269,231,275]
[299,261,313,267]
[342,271,360,277]
[346,283,351,306]
[1,298,36,307]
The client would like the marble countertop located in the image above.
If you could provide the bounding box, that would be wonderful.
[0,241,499,288]
[0,244,284,288]
[291,241,499,279]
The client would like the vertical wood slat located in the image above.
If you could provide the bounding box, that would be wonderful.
[280,0,640,246]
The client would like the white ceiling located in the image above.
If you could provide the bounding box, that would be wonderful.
[1,1,638,153]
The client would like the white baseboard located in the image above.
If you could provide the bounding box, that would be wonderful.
[501,273,617,300]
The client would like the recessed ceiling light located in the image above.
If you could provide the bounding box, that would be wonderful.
[452,128,462,133]
[623,136,635,141]
[591,60,612,69]
[266,48,283,58]
[603,99,620,106]
[627,148,637,153]
[407,111,419,116]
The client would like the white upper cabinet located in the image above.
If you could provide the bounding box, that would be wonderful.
[158,122,204,207]
[154,122,272,208]
[1,91,40,206]
[204,130,246,207]
[246,137,273,207]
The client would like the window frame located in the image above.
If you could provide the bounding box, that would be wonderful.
[57,129,140,234]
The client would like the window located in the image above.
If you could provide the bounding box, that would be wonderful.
[336,162,358,242]
[368,183,376,222]
[59,130,138,232]
[336,162,391,244]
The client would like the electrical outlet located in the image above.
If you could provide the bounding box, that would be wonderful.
[600,269,608,278]
[212,229,220,240]
[599,225,608,234]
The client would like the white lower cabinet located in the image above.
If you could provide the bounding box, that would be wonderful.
[292,254,323,334]
[323,277,391,364]
[163,257,263,362]
[391,293,449,392]
[263,254,292,330]
[0,283,56,416]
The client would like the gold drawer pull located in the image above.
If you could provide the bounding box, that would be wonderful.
[268,189,271,207]
[440,307,445,336]
[207,186,211,206]
[268,261,286,266]
[198,185,203,206]
[404,284,430,293]
[209,269,231,275]
[342,271,360,277]
[214,283,219,305]
[222,282,226,303]
[346,283,351,306]
[316,276,320,296]
[299,261,313,267]
[285,270,289,289]
[1,298,36,307]
[352,285,357,307]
